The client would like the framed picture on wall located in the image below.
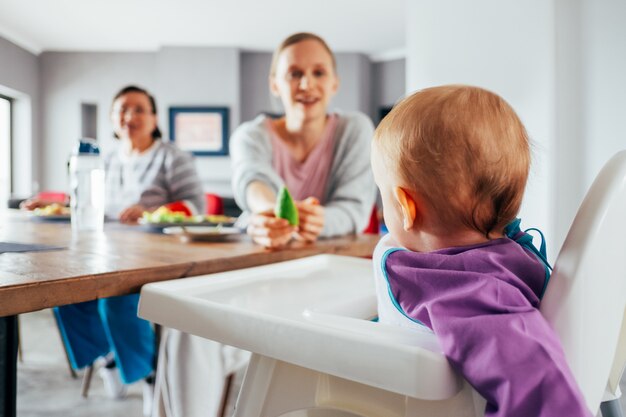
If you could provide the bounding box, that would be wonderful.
[169,107,229,156]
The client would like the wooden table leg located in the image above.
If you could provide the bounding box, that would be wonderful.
[0,315,17,417]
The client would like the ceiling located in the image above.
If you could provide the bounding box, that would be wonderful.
[0,0,407,58]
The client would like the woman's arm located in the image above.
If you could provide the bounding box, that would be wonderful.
[115,145,206,224]
[230,117,284,212]
[231,120,296,247]
[321,112,377,237]
[119,204,147,224]
[164,149,206,214]
[245,181,276,213]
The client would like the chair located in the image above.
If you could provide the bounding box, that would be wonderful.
[539,151,626,416]
[362,205,380,235]
[139,151,626,417]
[205,193,224,215]
[237,151,626,416]
[76,323,161,399]
[34,191,68,204]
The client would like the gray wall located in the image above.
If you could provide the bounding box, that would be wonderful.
[3,39,401,198]
[39,48,241,195]
[0,36,39,196]
[334,53,372,119]
[372,58,405,123]
[155,47,240,195]
[240,51,376,122]
[240,52,274,122]
[39,51,158,193]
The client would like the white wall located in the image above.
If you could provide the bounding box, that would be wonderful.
[554,0,585,245]
[553,0,626,245]
[406,0,556,256]
[578,0,626,188]
[406,0,626,258]
[0,97,10,204]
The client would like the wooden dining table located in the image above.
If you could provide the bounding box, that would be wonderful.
[0,209,380,417]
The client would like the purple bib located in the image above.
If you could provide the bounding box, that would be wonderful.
[377,237,592,417]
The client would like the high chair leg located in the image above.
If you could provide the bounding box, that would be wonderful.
[601,309,626,417]
[234,354,481,417]
[218,373,234,417]
[607,309,626,396]
[600,398,624,417]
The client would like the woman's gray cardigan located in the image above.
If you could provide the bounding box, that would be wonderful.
[230,111,377,237]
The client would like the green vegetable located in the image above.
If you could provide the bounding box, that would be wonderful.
[150,211,168,223]
[147,207,189,223]
[274,186,299,226]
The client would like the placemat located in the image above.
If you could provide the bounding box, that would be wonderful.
[0,242,65,254]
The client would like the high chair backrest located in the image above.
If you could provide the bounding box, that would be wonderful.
[540,151,626,412]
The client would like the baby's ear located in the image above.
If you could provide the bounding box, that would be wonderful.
[394,187,417,231]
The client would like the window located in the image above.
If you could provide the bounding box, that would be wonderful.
[0,95,11,203]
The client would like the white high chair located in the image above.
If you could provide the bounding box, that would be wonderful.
[139,151,626,417]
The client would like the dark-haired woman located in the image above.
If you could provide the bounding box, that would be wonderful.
[21,86,205,222]
[105,85,205,223]
[53,85,204,416]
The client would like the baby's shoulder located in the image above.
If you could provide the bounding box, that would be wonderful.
[373,234,405,265]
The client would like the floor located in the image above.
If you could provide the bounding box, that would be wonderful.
[16,309,626,417]
[17,309,143,417]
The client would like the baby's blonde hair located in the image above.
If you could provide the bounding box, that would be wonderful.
[374,85,530,237]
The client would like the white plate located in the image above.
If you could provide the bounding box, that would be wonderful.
[163,226,242,242]
[138,216,237,231]
[27,212,71,221]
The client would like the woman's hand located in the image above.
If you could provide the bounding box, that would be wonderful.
[247,211,295,248]
[19,198,48,211]
[295,197,325,242]
[119,204,147,224]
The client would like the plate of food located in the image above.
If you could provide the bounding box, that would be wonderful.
[138,206,237,231]
[163,225,243,242]
[29,203,71,221]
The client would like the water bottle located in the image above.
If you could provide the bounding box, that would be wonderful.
[69,138,105,232]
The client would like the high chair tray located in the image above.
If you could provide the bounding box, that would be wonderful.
[138,254,463,399]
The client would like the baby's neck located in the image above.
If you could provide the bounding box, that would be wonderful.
[406,228,502,253]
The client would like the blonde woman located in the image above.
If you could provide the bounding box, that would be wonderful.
[153,33,376,417]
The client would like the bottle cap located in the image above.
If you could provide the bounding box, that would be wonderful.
[75,138,100,155]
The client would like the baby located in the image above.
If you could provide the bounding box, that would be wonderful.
[371,85,592,417]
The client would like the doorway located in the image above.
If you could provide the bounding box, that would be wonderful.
[0,94,11,205]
